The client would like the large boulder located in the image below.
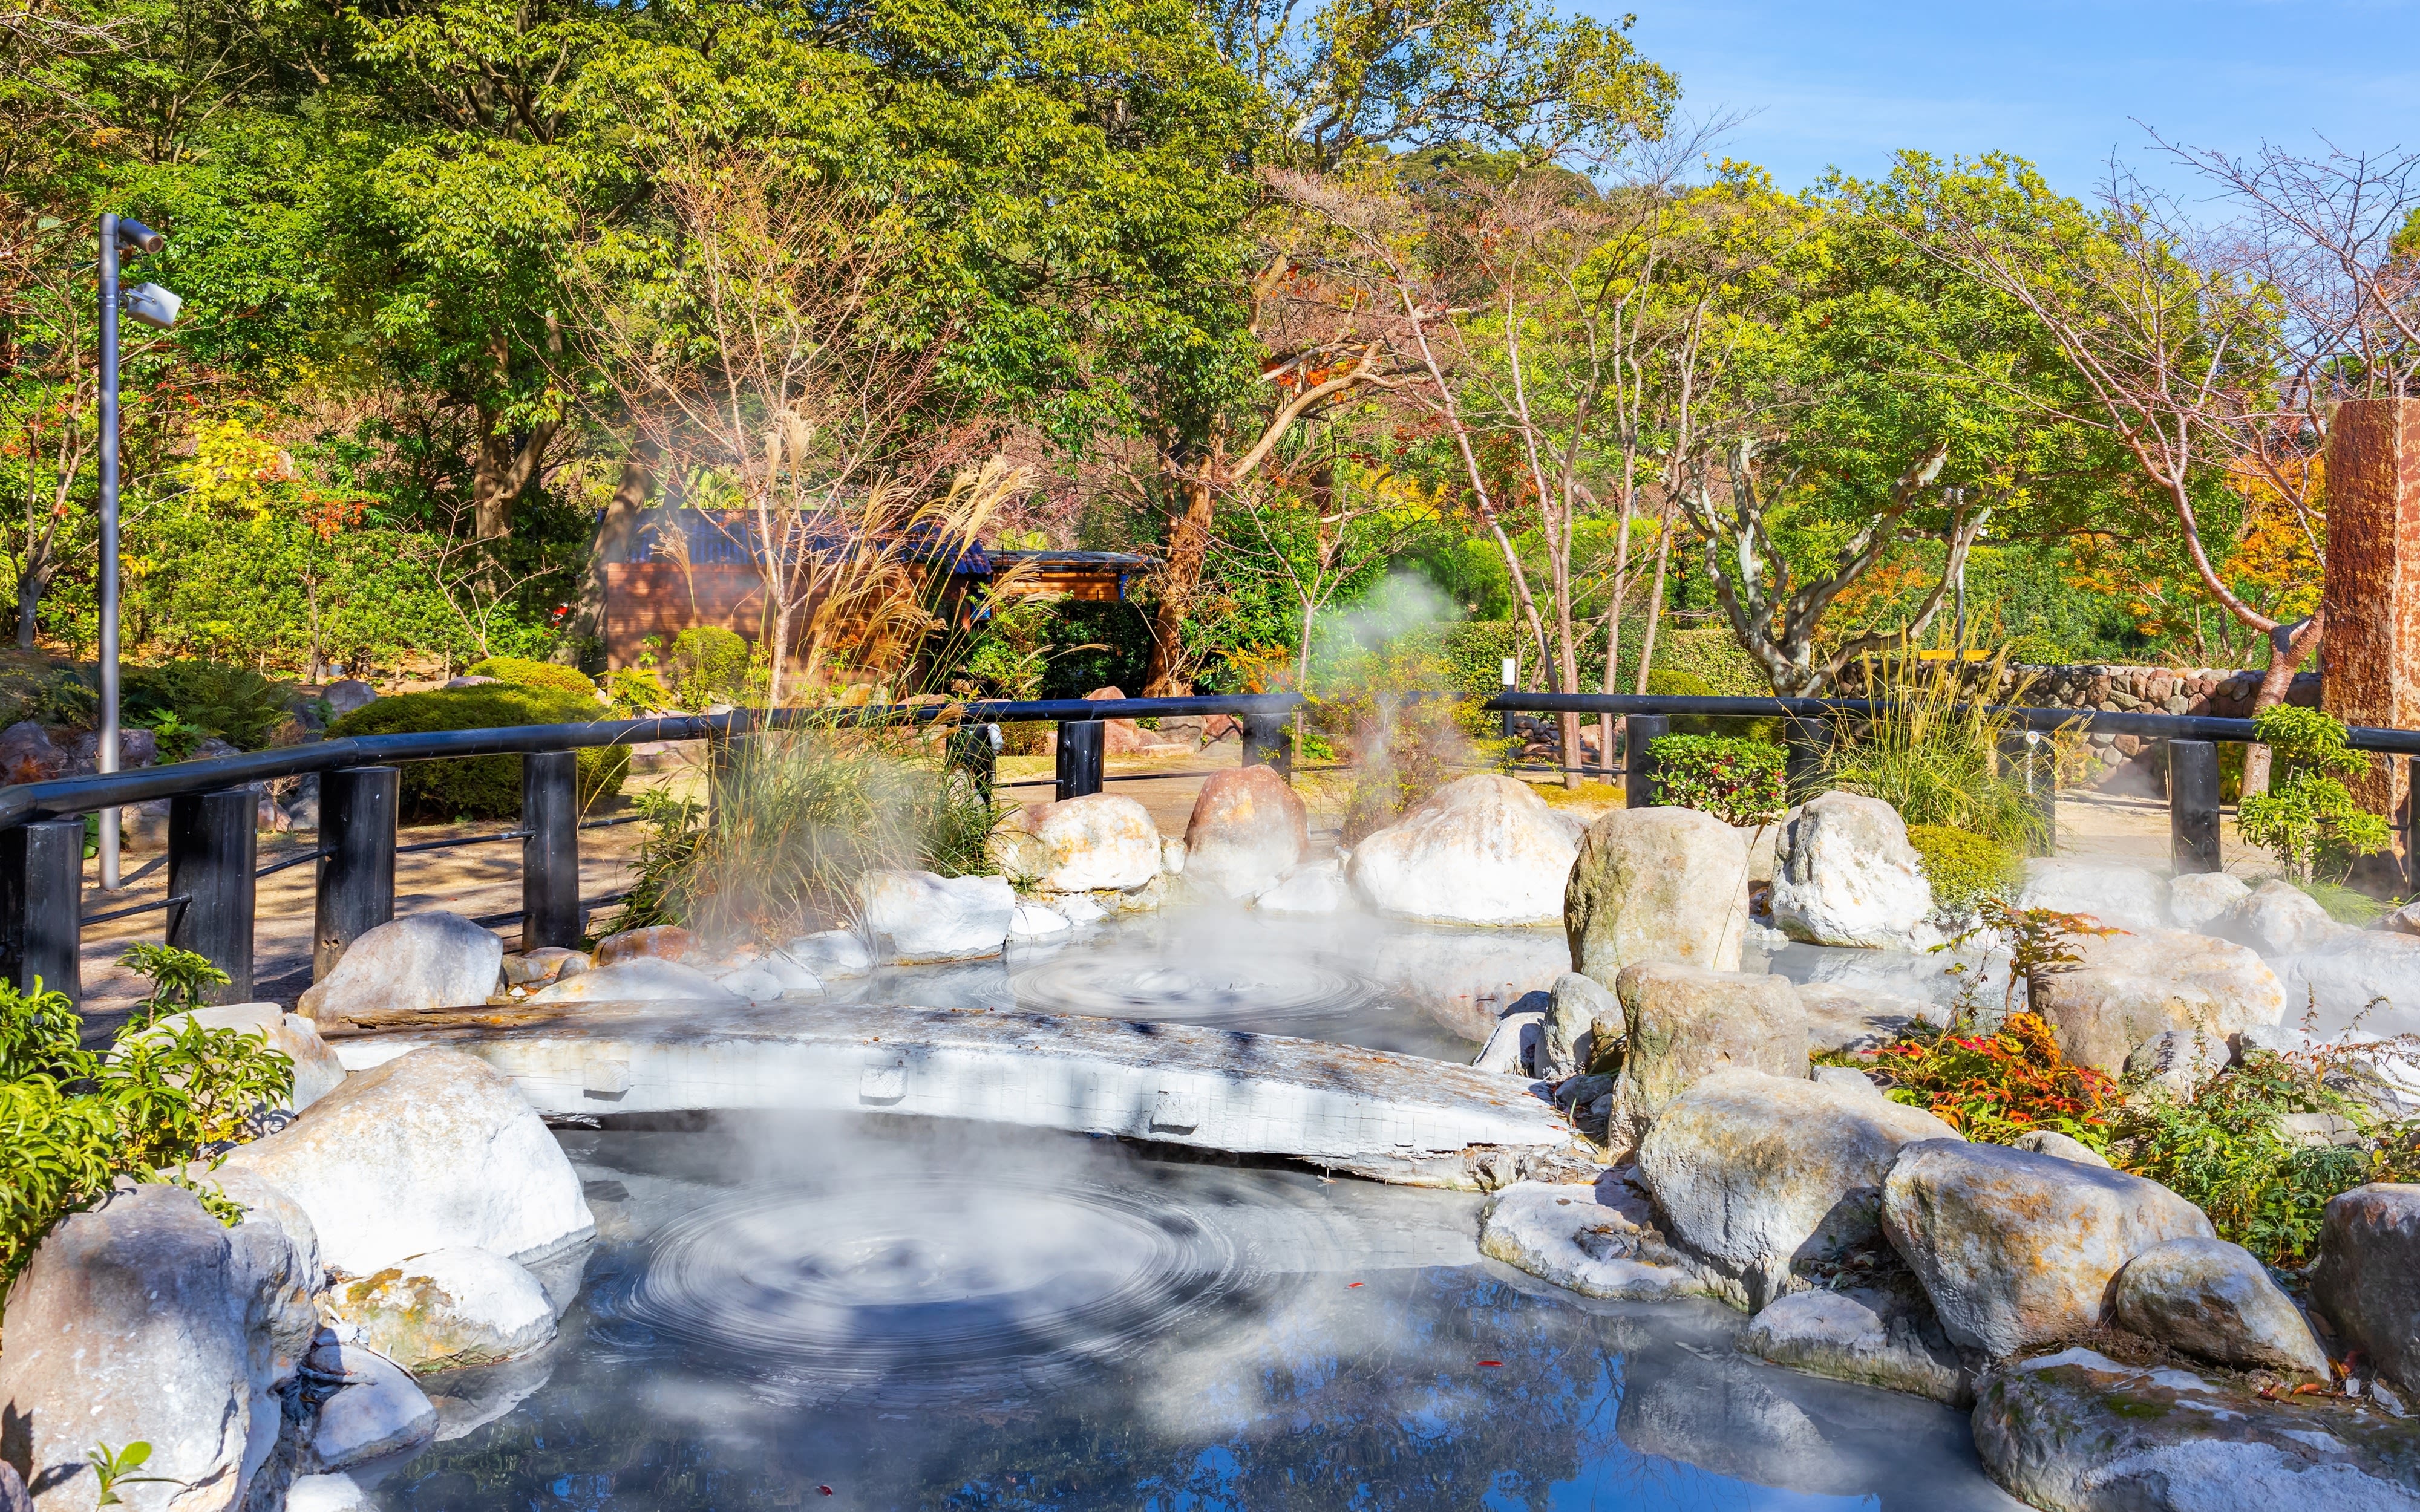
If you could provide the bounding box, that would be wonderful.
[1563,806,1751,981]
[783,930,873,980]
[137,1003,347,1112]
[592,925,694,965]
[2277,932,2420,1037]
[2311,1184,2420,1393]
[1637,1069,1961,1308]
[1613,965,1807,1139]
[298,911,503,1024]
[526,958,741,1004]
[856,869,1015,963]
[2220,879,2344,957]
[1182,766,1307,899]
[2019,858,2172,931]
[219,1046,592,1277]
[1769,792,1935,949]
[2030,928,2287,1075]
[1347,774,1578,926]
[1476,1177,1710,1302]
[308,1344,436,1472]
[325,1247,556,1374]
[2167,871,2252,933]
[1742,1280,1970,1405]
[1539,971,1624,1079]
[1972,1347,2420,1512]
[1254,859,1350,915]
[2112,1237,2330,1378]
[1028,793,1161,893]
[1882,1139,2214,1357]
[0,1184,311,1512]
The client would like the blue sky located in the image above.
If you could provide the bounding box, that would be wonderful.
[1588,1,2420,198]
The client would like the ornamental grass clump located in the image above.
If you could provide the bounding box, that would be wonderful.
[1,950,295,1307]
[616,720,1000,943]
[1822,648,2056,852]
[1648,734,1785,826]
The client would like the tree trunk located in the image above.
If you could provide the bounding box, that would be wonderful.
[560,449,653,667]
[2240,611,2326,798]
[470,412,560,541]
[15,572,43,650]
[1144,466,1220,696]
[1631,513,1675,694]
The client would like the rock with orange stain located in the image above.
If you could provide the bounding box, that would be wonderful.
[1182,765,1307,899]
[593,924,694,966]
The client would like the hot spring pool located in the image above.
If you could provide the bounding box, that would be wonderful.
[365,1114,2022,1511]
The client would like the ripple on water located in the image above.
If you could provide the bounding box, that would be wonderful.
[599,1174,1248,1404]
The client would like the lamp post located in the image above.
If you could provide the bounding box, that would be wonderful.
[96,213,177,891]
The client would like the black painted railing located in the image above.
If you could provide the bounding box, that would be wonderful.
[2,690,2415,1011]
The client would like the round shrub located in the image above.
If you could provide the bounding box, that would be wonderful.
[667,627,751,711]
[327,686,628,820]
[466,657,600,700]
[1906,823,2020,922]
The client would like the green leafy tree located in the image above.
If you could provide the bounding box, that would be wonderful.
[2236,705,2393,881]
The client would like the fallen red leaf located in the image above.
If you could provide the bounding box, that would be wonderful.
[819,1487,834,1496]
[1478,1360,1503,1367]
[1347,1282,1363,1288]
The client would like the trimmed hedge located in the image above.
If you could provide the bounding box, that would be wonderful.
[327,686,628,820]
[1906,823,2020,922]
[1649,734,1786,826]
[466,657,600,700]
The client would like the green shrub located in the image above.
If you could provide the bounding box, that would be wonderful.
[2237,705,2392,882]
[1649,669,1782,744]
[1649,734,1785,825]
[466,657,600,700]
[666,627,751,711]
[1906,823,2021,924]
[2108,1043,2420,1267]
[604,666,669,717]
[1,969,294,1306]
[123,660,293,751]
[327,686,627,820]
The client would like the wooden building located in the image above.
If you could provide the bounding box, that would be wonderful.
[598,509,1155,669]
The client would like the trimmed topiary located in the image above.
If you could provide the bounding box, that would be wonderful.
[465,656,600,700]
[327,686,627,820]
[1906,823,2020,922]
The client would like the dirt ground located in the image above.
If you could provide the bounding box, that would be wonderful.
[67,743,2283,1024]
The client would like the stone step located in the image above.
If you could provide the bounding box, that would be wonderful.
[329,1000,1579,1188]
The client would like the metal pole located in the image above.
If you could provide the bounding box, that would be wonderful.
[166,786,256,1003]
[1784,712,1829,800]
[1240,711,1289,778]
[1624,712,1669,809]
[97,215,122,890]
[946,723,998,803]
[2168,739,2222,875]
[1055,719,1104,800]
[2405,755,2419,897]
[522,751,580,950]
[313,766,396,980]
[1,818,86,1003]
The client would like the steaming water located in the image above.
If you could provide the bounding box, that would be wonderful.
[370,1114,2023,1511]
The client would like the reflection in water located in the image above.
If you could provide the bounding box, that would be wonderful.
[373,1117,2021,1512]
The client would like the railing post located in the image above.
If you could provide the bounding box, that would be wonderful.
[167,786,255,1003]
[314,766,397,980]
[1240,711,1290,780]
[946,723,999,803]
[1624,712,1669,809]
[1055,719,1104,801]
[1785,712,1829,800]
[522,751,581,951]
[1,817,85,1002]
[2404,755,2419,896]
[2000,731,2057,856]
[2168,740,2222,875]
